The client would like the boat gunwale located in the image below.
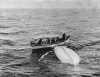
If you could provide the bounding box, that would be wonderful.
[31,39,69,49]
[30,35,70,49]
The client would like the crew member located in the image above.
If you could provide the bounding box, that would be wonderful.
[56,36,59,42]
[37,38,42,45]
[47,38,50,44]
[62,33,66,40]
[51,38,55,44]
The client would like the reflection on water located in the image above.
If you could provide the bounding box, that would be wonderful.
[0,9,100,77]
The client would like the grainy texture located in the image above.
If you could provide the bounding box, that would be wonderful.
[0,9,100,77]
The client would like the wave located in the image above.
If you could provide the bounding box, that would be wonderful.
[0,31,28,35]
[7,17,21,21]
[0,53,25,59]
[67,40,100,50]
[0,53,25,64]
[77,20,89,22]
[0,72,29,77]
[0,40,15,46]
[0,26,10,28]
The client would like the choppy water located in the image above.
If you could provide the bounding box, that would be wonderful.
[0,9,100,77]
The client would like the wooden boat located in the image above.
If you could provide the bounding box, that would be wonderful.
[30,35,70,58]
[30,35,70,50]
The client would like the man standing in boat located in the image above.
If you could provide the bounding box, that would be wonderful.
[62,33,66,40]
[37,38,42,45]
[47,38,50,44]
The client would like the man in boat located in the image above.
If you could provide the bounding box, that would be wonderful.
[37,38,42,45]
[62,33,66,40]
[47,38,50,44]
[56,36,59,42]
[51,38,55,44]
[30,41,36,46]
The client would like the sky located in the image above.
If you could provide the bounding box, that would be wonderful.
[0,0,100,9]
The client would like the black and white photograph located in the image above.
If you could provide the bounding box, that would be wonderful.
[0,0,100,77]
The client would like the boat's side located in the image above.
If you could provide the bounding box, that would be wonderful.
[31,39,69,50]
[32,46,53,56]
[31,35,70,58]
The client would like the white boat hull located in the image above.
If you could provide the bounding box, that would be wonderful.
[54,46,80,65]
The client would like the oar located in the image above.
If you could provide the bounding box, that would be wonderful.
[54,46,80,65]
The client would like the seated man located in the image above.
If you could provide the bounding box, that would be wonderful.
[62,33,66,40]
[51,38,55,44]
[37,38,42,45]
[30,41,36,46]
[47,38,50,44]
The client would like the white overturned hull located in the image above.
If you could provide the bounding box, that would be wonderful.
[54,46,80,65]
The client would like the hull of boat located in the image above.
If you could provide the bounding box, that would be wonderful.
[31,35,70,57]
[31,39,69,50]
[31,36,70,59]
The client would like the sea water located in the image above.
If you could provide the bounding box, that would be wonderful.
[0,8,100,77]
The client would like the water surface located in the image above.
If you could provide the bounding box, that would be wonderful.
[0,9,100,77]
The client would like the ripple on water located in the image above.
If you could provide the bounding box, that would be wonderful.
[0,9,100,77]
